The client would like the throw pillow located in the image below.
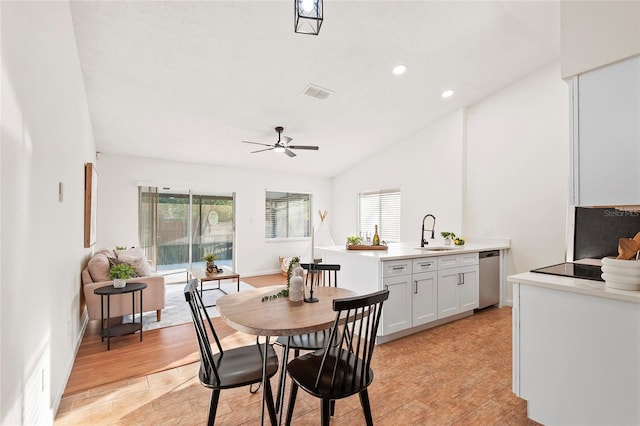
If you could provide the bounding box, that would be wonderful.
[87,253,111,282]
[116,254,151,277]
[115,247,146,259]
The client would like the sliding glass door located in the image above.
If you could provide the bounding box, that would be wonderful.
[139,187,235,275]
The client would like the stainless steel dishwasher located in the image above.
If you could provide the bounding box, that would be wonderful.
[478,250,500,309]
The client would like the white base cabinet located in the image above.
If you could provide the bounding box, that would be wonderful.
[381,274,413,335]
[437,254,479,319]
[413,271,438,326]
[512,281,640,425]
[381,253,478,335]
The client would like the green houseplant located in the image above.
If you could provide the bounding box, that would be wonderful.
[109,263,135,288]
[202,253,217,262]
[202,253,218,273]
[441,232,456,245]
[345,235,362,247]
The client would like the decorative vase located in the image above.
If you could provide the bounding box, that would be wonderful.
[289,263,304,305]
[206,261,216,274]
[113,278,126,288]
[444,237,452,245]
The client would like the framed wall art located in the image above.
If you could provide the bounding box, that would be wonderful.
[84,162,98,247]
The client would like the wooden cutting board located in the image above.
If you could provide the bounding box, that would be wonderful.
[617,233,640,259]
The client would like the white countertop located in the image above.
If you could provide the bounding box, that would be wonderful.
[320,239,511,261]
[508,271,640,304]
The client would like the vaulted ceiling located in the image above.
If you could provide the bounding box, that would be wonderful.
[70,1,560,178]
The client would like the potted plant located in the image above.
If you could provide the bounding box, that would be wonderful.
[441,232,456,245]
[202,253,217,273]
[109,263,135,288]
[345,235,362,248]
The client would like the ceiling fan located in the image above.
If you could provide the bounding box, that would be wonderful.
[241,126,319,157]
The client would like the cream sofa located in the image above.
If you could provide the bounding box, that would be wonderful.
[82,248,165,321]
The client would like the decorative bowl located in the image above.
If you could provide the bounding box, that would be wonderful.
[600,257,640,291]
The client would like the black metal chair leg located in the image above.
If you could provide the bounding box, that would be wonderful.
[207,389,220,426]
[330,399,336,416]
[359,389,374,426]
[264,379,278,426]
[285,382,299,426]
[321,399,331,426]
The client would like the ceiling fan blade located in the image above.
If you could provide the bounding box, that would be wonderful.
[288,145,319,151]
[242,140,273,147]
[284,149,297,157]
[282,135,293,144]
[251,147,275,153]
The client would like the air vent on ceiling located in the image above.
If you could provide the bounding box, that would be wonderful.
[303,84,333,100]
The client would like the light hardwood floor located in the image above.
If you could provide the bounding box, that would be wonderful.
[56,274,537,425]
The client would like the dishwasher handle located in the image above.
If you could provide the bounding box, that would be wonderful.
[479,250,500,259]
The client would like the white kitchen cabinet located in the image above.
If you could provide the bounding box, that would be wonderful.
[381,274,412,335]
[412,271,438,326]
[381,257,439,334]
[381,259,413,335]
[437,254,479,319]
[571,55,640,206]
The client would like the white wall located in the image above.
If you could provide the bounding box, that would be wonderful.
[465,63,570,288]
[331,110,465,245]
[1,2,95,424]
[331,63,569,297]
[561,1,640,78]
[96,154,332,275]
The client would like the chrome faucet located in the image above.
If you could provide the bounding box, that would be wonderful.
[421,214,436,247]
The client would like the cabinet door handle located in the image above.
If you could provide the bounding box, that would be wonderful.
[458,273,463,285]
[462,273,465,285]
[414,281,418,294]
[419,263,432,268]
[392,266,405,271]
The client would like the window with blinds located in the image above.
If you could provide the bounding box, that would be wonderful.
[357,189,401,243]
[265,191,312,239]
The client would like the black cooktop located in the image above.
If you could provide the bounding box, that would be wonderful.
[530,262,604,282]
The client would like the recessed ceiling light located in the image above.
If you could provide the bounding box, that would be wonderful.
[441,89,454,98]
[392,65,406,75]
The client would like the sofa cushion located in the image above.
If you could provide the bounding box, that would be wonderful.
[87,253,111,282]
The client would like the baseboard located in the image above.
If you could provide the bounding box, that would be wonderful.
[53,308,89,416]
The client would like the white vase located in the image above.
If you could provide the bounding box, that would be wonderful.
[113,278,126,288]
[289,263,304,305]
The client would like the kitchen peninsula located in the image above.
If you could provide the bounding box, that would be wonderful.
[508,271,640,425]
[321,240,510,343]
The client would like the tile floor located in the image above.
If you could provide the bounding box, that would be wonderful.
[55,306,538,425]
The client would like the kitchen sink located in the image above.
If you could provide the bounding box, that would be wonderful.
[414,246,460,252]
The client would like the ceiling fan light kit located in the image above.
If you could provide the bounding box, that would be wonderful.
[294,0,323,35]
[242,126,319,158]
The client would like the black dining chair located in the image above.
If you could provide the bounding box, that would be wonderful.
[183,279,279,426]
[274,263,341,412]
[284,289,389,426]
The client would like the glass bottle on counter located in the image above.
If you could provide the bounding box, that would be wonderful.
[373,225,380,246]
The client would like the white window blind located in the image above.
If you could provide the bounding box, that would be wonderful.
[265,191,312,239]
[357,189,401,243]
